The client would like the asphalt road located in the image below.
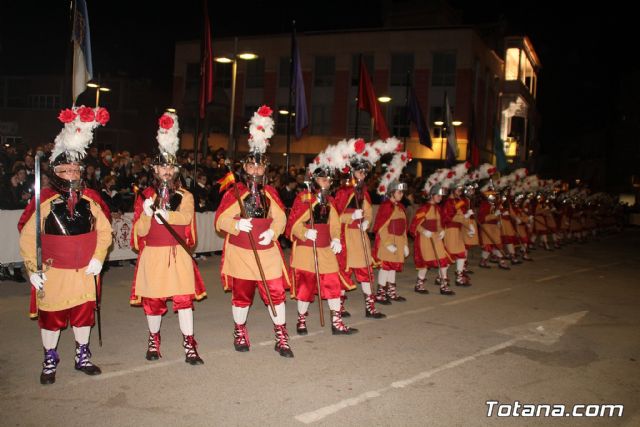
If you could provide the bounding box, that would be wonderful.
[1,230,639,426]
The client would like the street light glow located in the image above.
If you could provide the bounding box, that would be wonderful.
[214,56,233,63]
[237,52,258,60]
[452,120,462,126]
[99,87,111,92]
[279,110,289,115]
[87,82,99,88]
[434,121,444,126]
[377,96,392,103]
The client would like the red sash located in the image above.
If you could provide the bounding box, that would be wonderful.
[145,219,188,247]
[297,224,331,248]
[423,219,438,232]
[387,218,406,235]
[229,218,274,249]
[42,231,96,269]
[448,221,462,229]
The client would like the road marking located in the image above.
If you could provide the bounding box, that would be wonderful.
[294,311,588,424]
[535,274,562,282]
[534,261,622,283]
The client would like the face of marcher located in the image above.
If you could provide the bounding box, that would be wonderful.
[155,165,177,182]
[392,190,404,202]
[244,162,266,177]
[54,164,82,181]
[432,194,442,204]
[315,176,331,190]
[354,170,366,182]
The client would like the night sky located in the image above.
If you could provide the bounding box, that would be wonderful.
[1,1,636,177]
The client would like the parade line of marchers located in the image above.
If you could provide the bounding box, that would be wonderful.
[17,105,622,385]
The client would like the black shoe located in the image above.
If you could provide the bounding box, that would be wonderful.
[365,310,386,319]
[275,345,294,358]
[414,287,429,294]
[40,371,56,385]
[341,310,351,318]
[332,325,359,335]
[185,354,204,365]
[146,350,160,361]
[75,363,102,376]
[440,287,456,296]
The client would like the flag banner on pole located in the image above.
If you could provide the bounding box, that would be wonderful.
[407,87,432,148]
[444,93,459,164]
[217,171,236,193]
[199,0,214,119]
[357,58,390,140]
[292,33,308,139]
[72,0,93,103]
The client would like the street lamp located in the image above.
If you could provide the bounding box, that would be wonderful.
[86,82,110,107]
[214,38,258,160]
[433,120,462,160]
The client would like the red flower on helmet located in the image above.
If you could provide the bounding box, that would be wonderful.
[58,109,77,123]
[314,157,320,164]
[342,166,350,173]
[159,114,174,130]
[77,106,95,122]
[95,107,110,125]
[464,161,471,169]
[257,105,272,117]
[386,173,391,179]
[354,139,366,154]
[379,185,386,192]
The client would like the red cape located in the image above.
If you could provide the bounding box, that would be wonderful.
[214,182,291,291]
[129,186,206,305]
[17,188,111,232]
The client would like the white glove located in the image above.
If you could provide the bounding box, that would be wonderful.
[468,224,476,236]
[422,229,433,238]
[154,209,168,224]
[351,209,364,220]
[360,220,369,231]
[528,215,534,223]
[386,244,397,253]
[29,272,46,291]
[258,229,275,245]
[438,230,446,240]
[143,198,154,217]
[304,228,318,242]
[403,245,410,257]
[494,210,502,216]
[515,217,522,225]
[85,258,103,276]
[464,209,474,218]
[235,218,253,233]
[330,238,342,254]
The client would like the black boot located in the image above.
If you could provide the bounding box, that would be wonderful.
[340,294,351,318]
[146,331,161,361]
[296,312,308,335]
[375,284,391,305]
[414,277,429,294]
[233,323,250,352]
[40,348,59,385]
[74,342,101,376]
[439,278,456,296]
[364,294,386,318]
[183,335,204,365]
[387,282,407,301]
[331,310,358,335]
[274,324,294,358]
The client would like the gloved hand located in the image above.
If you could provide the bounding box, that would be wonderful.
[438,230,446,240]
[515,217,522,225]
[351,209,364,220]
[235,218,253,233]
[464,209,474,218]
[85,258,103,276]
[386,244,397,253]
[494,210,502,216]
[403,245,410,257]
[468,224,476,237]
[360,220,369,231]
[528,215,534,223]
[258,229,275,245]
[330,238,342,254]
[154,209,168,225]
[143,198,154,217]
[304,228,318,242]
[422,229,433,238]
[29,272,46,291]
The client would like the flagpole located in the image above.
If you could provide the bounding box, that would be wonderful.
[285,21,295,171]
[354,54,362,139]
[193,116,200,190]
[403,70,411,144]
[66,0,76,107]
[440,92,446,162]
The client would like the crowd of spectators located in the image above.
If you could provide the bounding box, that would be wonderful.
[1,144,429,217]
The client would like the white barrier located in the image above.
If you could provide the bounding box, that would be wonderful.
[0,210,224,264]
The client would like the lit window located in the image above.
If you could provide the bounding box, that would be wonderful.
[505,48,520,81]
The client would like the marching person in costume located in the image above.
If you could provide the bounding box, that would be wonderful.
[409,171,455,296]
[372,151,412,304]
[214,106,294,357]
[477,182,511,270]
[460,173,480,276]
[494,174,523,265]
[441,162,474,287]
[130,113,206,365]
[18,106,112,384]
[286,144,357,335]
[335,138,402,318]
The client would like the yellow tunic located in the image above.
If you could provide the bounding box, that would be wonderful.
[340,197,373,268]
[290,201,341,274]
[416,205,448,262]
[375,204,408,264]
[134,191,197,298]
[216,190,288,282]
[19,194,112,312]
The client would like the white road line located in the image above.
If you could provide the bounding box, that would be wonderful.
[534,261,622,283]
[294,339,518,424]
[535,274,562,283]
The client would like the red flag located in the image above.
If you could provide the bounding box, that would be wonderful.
[199,0,214,119]
[357,58,390,139]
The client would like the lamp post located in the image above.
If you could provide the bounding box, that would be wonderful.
[433,119,462,161]
[86,82,111,108]
[215,38,258,161]
[375,95,392,141]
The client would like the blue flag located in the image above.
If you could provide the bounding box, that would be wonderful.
[494,124,508,172]
[72,0,93,103]
[444,93,459,165]
[292,34,308,139]
[407,87,432,148]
